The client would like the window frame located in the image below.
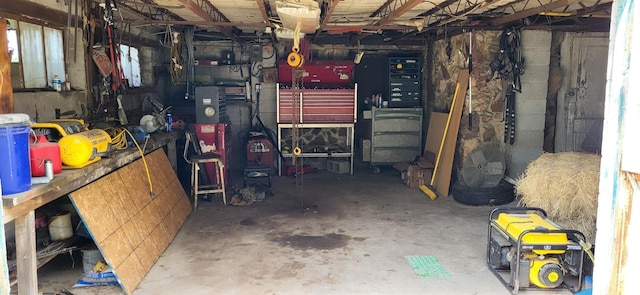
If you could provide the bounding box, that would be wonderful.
[5,18,67,90]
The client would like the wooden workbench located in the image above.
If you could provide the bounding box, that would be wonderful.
[1,131,180,294]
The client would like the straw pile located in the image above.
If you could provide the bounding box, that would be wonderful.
[516,152,601,244]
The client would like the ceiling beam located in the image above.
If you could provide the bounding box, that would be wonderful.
[416,0,459,17]
[491,0,581,26]
[120,0,183,21]
[352,0,423,43]
[118,19,269,28]
[313,0,341,41]
[376,0,423,26]
[176,0,239,41]
[256,0,270,22]
[118,19,416,31]
[369,0,396,18]
[255,0,278,44]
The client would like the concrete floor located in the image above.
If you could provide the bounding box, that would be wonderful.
[36,164,574,295]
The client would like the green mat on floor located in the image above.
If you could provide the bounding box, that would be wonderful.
[404,256,451,279]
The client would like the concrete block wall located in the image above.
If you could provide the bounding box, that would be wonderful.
[505,31,552,178]
[257,83,278,132]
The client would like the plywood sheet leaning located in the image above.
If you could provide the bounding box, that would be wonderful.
[424,113,448,159]
[425,69,469,197]
[69,149,191,294]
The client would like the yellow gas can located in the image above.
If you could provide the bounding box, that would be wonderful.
[59,129,112,168]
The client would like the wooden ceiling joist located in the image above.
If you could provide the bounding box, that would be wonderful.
[313,0,341,41]
[121,19,268,28]
[119,1,181,22]
[491,0,581,26]
[256,0,271,23]
[352,0,423,44]
[177,0,239,41]
[375,0,424,26]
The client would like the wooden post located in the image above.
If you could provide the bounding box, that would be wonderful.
[14,211,37,294]
[0,183,10,295]
[0,18,15,113]
[592,0,640,293]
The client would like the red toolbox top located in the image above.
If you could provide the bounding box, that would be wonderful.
[278,60,355,85]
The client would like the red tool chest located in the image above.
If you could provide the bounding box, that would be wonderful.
[277,60,355,86]
[193,123,232,186]
[277,85,357,123]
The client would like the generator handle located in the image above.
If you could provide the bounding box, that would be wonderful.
[488,206,548,222]
[517,228,587,246]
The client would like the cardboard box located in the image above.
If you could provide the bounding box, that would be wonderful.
[393,151,436,188]
[400,165,433,188]
[327,159,350,174]
[361,139,371,162]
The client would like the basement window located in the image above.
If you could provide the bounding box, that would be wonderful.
[5,19,66,90]
[119,44,142,88]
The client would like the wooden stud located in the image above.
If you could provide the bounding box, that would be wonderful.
[15,211,37,295]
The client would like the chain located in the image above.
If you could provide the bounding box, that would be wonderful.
[291,66,304,210]
[291,69,301,165]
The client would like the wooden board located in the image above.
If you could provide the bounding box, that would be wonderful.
[425,69,469,197]
[69,149,191,295]
[424,112,448,158]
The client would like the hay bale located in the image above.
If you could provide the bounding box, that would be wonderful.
[516,152,601,244]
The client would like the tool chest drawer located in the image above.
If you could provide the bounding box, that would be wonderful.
[277,84,357,124]
[390,80,420,90]
[387,57,422,108]
[368,107,423,165]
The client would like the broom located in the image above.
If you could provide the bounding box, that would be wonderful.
[419,81,462,200]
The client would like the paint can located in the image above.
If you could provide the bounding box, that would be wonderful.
[81,248,104,273]
[48,211,73,241]
[0,113,32,195]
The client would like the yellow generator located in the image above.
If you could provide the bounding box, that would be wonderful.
[58,129,113,168]
[487,207,586,294]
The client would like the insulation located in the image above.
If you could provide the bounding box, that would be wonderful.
[515,152,601,244]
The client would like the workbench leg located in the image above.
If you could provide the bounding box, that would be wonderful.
[167,139,178,173]
[15,211,37,295]
[0,207,9,294]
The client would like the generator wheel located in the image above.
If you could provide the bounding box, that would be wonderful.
[452,180,515,206]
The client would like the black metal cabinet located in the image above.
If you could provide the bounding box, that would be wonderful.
[388,57,421,108]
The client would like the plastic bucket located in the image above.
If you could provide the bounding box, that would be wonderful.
[81,248,104,273]
[48,211,73,241]
[0,113,32,195]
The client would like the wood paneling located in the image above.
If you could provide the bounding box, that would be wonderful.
[69,149,191,294]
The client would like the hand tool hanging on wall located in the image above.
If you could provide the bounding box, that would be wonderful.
[467,30,473,130]
[74,0,79,63]
[503,85,516,145]
[489,27,523,145]
[102,0,124,93]
[445,28,452,63]
[65,0,72,64]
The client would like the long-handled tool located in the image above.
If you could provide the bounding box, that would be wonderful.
[468,30,473,130]
[420,79,463,200]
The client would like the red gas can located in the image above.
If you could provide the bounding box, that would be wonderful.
[30,134,62,176]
